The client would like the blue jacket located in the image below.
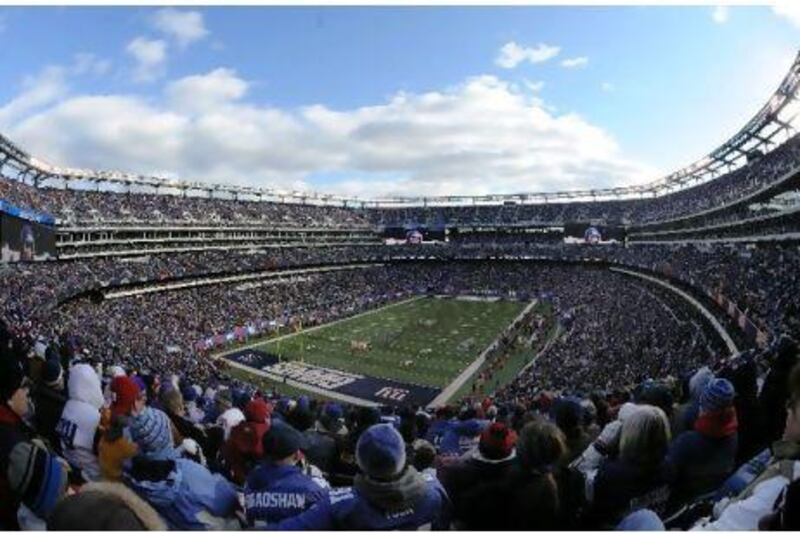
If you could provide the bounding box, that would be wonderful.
[274,468,450,530]
[424,420,452,451]
[438,419,488,457]
[666,429,737,505]
[127,458,239,530]
[245,462,329,527]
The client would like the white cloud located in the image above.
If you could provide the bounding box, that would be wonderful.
[0,66,68,129]
[71,53,111,77]
[772,1,800,28]
[166,68,248,113]
[524,79,545,92]
[152,8,209,48]
[712,6,729,24]
[4,69,655,197]
[601,81,615,92]
[126,37,167,82]
[495,41,560,69]
[561,56,589,69]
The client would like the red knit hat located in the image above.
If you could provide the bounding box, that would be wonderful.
[244,397,272,423]
[478,422,518,460]
[111,376,141,417]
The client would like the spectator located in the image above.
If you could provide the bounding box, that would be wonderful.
[126,405,240,529]
[0,356,69,528]
[437,421,518,529]
[56,363,105,481]
[274,423,451,530]
[691,364,800,530]
[303,402,345,475]
[225,397,272,485]
[590,405,673,528]
[244,420,329,527]
[32,356,67,452]
[667,378,738,508]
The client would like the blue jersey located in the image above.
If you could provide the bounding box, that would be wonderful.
[438,419,489,457]
[424,420,453,451]
[244,462,329,527]
[274,470,450,530]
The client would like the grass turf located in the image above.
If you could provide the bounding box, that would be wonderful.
[241,296,528,389]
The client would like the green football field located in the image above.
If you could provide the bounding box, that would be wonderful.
[249,296,528,388]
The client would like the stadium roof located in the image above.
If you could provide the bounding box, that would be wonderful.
[2,50,800,208]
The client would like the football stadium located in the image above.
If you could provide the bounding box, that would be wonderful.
[1,4,800,531]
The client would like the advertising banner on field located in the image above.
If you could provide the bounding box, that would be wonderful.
[226,348,441,407]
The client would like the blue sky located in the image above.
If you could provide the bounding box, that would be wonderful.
[0,5,799,197]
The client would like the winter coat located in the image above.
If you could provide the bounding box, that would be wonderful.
[303,424,341,475]
[126,455,239,530]
[0,403,69,529]
[244,462,329,527]
[589,458,673,529]
[274,466,450,530]
[692,440,800,531]
[667,408,738,506]
[56,364,104,481]
[224,419,269,485]
[438,419,489,458]
[437,448,517,529]
[31,383,67,452]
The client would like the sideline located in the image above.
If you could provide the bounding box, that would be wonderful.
[223,358,381,407]
[610,267,739,355]
[428,299,538,408]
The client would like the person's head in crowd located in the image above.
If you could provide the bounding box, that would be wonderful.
[47,482,166,531]
[637,381,674,419]
[320,402,344,433]
[356,423,407,480]
[244,397,271,425]
[111,376,143,418]
[41,358,64,391]
[218,407,245,441]
[477,422,518,461]
[619,405,671,468]
[262,420,304,465]
[129,405,175,460]
[699,378,736,414]
[411,439,436,472]
[689,366,714,402]
[516,420,566,475]
[160,387,185,418]
[1,356,31,419]
[551,396,583,437]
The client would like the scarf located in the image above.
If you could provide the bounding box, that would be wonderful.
[694,406,738,439]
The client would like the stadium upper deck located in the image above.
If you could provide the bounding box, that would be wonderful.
[2,52,800,230]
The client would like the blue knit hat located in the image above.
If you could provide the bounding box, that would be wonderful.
[129,407,175,460]
[356,423,406,479]
[700,378,735,412]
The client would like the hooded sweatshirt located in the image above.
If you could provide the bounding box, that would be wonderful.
[274,467,450,530]
[56,364,105,481]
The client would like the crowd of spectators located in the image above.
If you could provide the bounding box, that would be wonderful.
[1,310,799,530]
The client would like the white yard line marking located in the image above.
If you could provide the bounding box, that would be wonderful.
[428,299,538,408]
